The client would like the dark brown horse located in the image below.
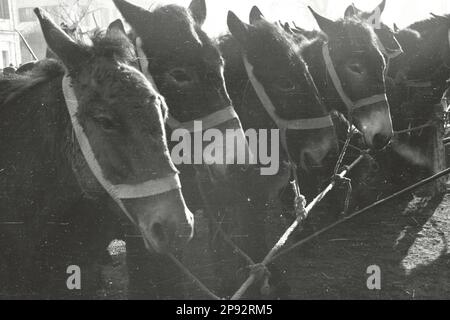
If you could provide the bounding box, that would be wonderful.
[220,7,339,200]
[381,14,450,184]
[113,0,271,299]
[291,7,394,151]
[0,9,193,297]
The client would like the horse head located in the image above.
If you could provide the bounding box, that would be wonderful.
[344,0,403,61]
[113,0,254,185]
[35,8,194,254]
[309,6,394,151]
[226,6,338,171]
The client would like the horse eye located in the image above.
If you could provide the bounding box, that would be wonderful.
[169,69,192,83]
[94,116,117,131]
[275,78,296,92]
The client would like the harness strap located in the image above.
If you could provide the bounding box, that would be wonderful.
[62,75,182,226]
[375,35,403,60]
[136,37,239,132]
[322,43,388,113]
[166,106,239,133]
[242,55,334,130]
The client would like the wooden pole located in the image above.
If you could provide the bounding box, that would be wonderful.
[430,101,448,195]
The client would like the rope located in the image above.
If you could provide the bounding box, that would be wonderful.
[331,128,356,215]
[270,167,450,263]
[231,154,365,300]
[168,253,222,300]
[394,121,434,135]
[209,214,256,267]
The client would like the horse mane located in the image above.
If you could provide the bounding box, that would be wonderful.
[408,14,450,32]
[0,60,64,107]
[86,29,136,63]
[291,26,324,41]
[217,21,304,64]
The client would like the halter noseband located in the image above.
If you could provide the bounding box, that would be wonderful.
[242,55,334,130]
[62,75,182,225]
[322,43,389,114]
[136,37,239,132]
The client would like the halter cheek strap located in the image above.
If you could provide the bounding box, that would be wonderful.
[242,55,334,130]
[322,43,388,114]
[62,75,182,226]
[375,35,403,60]
[136,37,240,132]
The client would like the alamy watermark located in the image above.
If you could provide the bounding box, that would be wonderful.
[66,265,81,290]
[170,121,280,176]
[366,265,381,290]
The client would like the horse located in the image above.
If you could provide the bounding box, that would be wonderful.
[0,9,193,298]
[290,7,394,151]
[114,0,280,299]
[381,14,450,185]
[199,6,340,297]
[220,7,339,201]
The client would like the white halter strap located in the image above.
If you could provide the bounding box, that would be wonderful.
[166,106,239,132]
[322,43,388,113]
[136,37,239,132]
[242,55,334,130]
[374,34,403,60]
[62,75,181,225]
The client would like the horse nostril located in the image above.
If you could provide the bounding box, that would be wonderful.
[372,133,390,151]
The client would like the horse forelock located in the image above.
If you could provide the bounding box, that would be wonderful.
[85,30,137,64]
[144,4,203,52]
[246,21,304,69]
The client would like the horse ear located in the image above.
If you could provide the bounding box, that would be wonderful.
[345,3,364,18]
[249,6,264,25]
[372,0,386,16]
[113,0,152,37]
[107,19,126,38]
[189,0,207,26]
[308,6,335,36]
[284,22,293,34]
[34,8,86,69]
[227,11,251,45]
[344,4,358,18]
[393,23,399,33]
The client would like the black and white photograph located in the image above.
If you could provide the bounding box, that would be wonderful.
[0,0,449,302]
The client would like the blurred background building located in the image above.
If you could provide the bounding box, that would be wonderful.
[16,0,119,61]
[0,0,21,70]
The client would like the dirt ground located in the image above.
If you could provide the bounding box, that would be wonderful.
[98,172,450,300]
[74,130,450,300]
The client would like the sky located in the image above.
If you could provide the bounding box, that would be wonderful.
[121,0,450,37]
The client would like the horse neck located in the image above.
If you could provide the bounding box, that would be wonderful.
[0,75,76,196]
[407,25,450,81]
[302,37,345,114]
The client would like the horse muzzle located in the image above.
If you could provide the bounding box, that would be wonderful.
[352,98,394,151]
[124,189,194,254]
